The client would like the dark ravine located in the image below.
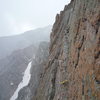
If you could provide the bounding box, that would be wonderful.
[16,41,49,100]
[32,0,100,100]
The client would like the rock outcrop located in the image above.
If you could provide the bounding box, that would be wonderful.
[34,0,100,100]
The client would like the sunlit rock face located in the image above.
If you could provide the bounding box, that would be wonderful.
[34,0,100,100]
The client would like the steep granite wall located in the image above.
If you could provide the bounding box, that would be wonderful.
[34,0,100,100]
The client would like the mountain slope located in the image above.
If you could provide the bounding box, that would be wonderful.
[0,45,36,100]
[0,25,51,59]
[0,25,51,100]
[34,0,100,100]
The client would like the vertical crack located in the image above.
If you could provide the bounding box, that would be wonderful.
[49,60,58,100]
[75,36,84,68]
[49,67,57,100]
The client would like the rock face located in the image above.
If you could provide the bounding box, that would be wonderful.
[34,0,100,100]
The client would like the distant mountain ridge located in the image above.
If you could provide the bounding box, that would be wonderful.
[0,25,52,59]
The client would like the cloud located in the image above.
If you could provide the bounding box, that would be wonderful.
[19,22,36,33]
[0,0,71,36]
[0,12,35,36]
[4,12,20,34]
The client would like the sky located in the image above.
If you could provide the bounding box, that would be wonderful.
[0,0,71,36]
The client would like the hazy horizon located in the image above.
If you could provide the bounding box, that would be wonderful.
[0,0,71,37]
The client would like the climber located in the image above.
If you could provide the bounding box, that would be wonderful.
[60,80,68,85]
